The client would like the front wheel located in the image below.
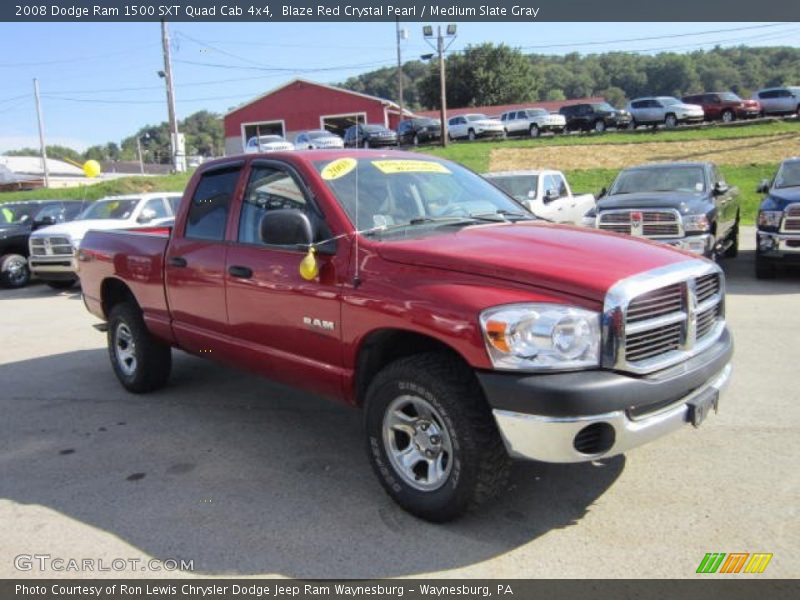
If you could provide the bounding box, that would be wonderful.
[665,114,678,129]
[594,120,606,132]
[529,124,540,138]
[721,110,735,123]
[468,129,476,141]
[0,254,30,288]
[364,353,511,522]
[107,302,172,393]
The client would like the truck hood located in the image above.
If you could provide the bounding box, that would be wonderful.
[375,222,689,303]
[0,222,31,238]
[598,192,705,213]
[762,186,800,210]
[29,219,133,242]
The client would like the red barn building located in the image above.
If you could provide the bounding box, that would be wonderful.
[223,78,411,155]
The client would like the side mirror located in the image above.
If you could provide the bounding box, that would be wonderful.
[260,209,313,247]
[544,190,559,203]
[598,187,607,198]
[713,181,729,195]
[137,208,157,223]
[756,179,770,194]
[33,215,56,228]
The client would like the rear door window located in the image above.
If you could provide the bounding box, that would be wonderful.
[184,167,241,241]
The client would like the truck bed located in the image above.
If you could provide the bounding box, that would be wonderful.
[79,227,173,338]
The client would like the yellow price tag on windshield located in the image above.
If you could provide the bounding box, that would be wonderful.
[321,158,357,180]
[372,160,451,175]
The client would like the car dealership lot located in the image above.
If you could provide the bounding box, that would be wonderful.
[0,227,797,579]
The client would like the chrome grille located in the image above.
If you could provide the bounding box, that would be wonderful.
[29,236,73,257]
[598,209,682,238]
[782,203,800,232]
[603,260,726,374]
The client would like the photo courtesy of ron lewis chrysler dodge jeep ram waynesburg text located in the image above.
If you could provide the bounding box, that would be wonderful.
[77,150,733,522]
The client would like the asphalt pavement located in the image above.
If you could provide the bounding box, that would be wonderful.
[0,227,797,579]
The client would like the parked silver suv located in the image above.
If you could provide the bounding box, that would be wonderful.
[500,108,566,138]
[751,87,800,116]
[627,96,704,129]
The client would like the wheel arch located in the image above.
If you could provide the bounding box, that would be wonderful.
[101,277,139,318]
[353,328,472,407]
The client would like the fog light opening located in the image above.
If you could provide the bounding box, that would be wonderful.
[573,422,615,455]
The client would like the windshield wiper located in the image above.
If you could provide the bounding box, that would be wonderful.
[362,216,479,236]
[469,210,536,222]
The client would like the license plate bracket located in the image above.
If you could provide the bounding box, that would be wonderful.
[687,388,719,428]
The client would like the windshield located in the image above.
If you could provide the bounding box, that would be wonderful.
[414,118,439,126]
[591,103,616,111]
[0,203,40,225]
[363,125,386,133]
[258,136,283,143]
[486,175,538,203]
[79,198,139,220]
[719,92,741,102]
[610,166,706,195]
[314,157,532,236]
[775,161,800,189]
[659,97,681,106]
[466,114,488,121]
[526,109,547,117]
[308,131,332,139]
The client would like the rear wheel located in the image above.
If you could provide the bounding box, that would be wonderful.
[0,254,30,288]
[107,302,172,393]
[468,129,476,141]
[413,133,420,146]
[364,353,510,522]
[594,120,606,132]
[627,119,637,130]
[529,124,540,138]
[721,109,735,123]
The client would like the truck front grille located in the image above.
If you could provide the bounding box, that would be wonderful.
[603,262,725,374]
[782,204,800,232]
[598,209,682,238]
[29,236,73,257]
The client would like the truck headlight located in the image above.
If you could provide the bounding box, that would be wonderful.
[758,210,783,230]
[682,214,710,233]
[480,304,601,371]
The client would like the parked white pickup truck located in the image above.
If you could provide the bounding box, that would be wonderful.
[483,170,595,226]
[28,192,181,289]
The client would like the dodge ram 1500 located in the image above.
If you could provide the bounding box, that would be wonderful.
[78,150,733,521]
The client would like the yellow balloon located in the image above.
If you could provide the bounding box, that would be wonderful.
[299,247,319,281]
[83,160,101,178]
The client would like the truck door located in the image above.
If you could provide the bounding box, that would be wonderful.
[223,160,347,399]
[165,163,243,352]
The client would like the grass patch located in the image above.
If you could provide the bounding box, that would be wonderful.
[417,119,800,173]
[563,164,774,225]
[0,172,192,204]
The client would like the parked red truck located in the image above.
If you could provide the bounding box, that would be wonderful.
[78,150,733,521]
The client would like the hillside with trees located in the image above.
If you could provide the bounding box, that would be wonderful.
[339,44,800,110]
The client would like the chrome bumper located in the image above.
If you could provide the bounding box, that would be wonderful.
[492,363,732,463]
[28,255,78,274]
[757,230,800,255]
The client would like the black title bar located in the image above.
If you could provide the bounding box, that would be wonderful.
[3,1,800,22]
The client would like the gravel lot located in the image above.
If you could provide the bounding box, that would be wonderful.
[0,227,797,579]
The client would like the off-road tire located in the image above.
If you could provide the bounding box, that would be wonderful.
[364,353,511,522]
[107,302,172,393]
[0,254,30,288]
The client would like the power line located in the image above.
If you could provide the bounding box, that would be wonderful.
[519,22,790,51]
[173,57,396,73]
[623,26,800,53]
[0,44,161,68]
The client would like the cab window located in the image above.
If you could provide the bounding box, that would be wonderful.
[185,167,241,241]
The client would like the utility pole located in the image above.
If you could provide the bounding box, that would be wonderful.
[136,136,145,174]
[160,20,183,172]
[437,27,447,148]
[33,78,50,188]
[395,18,405,124]
[422,24,457,148]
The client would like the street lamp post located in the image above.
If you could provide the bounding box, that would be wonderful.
[423,24,457,148]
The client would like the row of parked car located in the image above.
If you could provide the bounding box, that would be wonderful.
[244,86,799,154]
[482,156,800,278]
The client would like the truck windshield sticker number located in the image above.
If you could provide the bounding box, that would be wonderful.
[321,158,357,181]
[371,160,451,175]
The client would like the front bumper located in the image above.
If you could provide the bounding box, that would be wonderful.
[479,327,733,463]
[28,255,78,278]
[475,128,505,138]
[757,230,800,260]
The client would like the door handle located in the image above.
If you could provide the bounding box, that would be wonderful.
[228,265,253,279]
[168,256,187,268]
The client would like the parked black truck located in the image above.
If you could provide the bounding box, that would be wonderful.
[0,200,83,288]
[587,162,740,259]
[755,157,800,279]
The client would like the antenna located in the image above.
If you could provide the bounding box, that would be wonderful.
[353,157,361,288]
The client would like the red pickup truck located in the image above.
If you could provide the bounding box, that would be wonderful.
[78,150,733,521]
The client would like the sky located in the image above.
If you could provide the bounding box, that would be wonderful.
[0,21,798,153]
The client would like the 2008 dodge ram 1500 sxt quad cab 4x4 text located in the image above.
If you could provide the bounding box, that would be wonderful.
[78,150,733,522]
